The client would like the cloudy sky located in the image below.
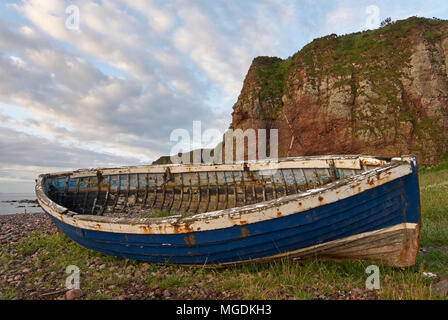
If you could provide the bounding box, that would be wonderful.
[1,0,447,193]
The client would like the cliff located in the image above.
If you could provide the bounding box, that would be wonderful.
[230,17,448,164]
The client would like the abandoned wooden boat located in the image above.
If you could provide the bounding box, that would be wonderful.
[35,155,421,267]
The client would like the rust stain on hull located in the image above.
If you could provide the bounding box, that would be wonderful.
[139,225,152,234]
[241,227,250,238]
[184,234,196,246]
[276,208,282,217]
[173,223,194,234]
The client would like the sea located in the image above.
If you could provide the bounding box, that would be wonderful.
[0,193,44,215]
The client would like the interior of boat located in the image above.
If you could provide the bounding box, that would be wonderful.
[42,156,392,218]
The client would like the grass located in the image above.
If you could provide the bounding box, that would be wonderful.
[151,209,176,218]
[1,162,447,300]
[137,209,175,219]
[419,163,448,247]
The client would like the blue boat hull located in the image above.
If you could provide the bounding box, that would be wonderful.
[42,166,420,265]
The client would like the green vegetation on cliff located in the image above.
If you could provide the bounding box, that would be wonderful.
[253,56,291,102]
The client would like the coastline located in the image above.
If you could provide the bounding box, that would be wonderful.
[0,193,43,215]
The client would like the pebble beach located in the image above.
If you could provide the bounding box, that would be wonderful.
[0,213,56,244]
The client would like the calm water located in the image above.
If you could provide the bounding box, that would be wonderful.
[0,193,44,215]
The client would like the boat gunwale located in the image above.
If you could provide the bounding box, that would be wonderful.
[35,155,417,235]
[37,155,390,179]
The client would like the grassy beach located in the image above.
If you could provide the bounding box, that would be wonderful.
[1,163,447,300]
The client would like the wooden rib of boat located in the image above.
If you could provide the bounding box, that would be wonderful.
[35,155,421,267]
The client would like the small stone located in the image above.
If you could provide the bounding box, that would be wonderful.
[163,289,171,297]
[432,280,448,297]
[151,284,160,290]
[8,259,20,266]
[423,272,438,279]
[22,268,32,273]
[65,289,83,300]
[134,270,143,277]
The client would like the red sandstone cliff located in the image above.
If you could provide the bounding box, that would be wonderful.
[230,17,448,164]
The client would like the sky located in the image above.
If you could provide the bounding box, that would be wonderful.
[1,0,448,193]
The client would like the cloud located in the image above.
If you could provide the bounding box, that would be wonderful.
[0,126,139,192]
[1,0,448,193]
[326,7,357,25]
[323,6,368,35]
[0,127,136,169]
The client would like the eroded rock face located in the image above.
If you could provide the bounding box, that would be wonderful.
[230,17,448,164]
